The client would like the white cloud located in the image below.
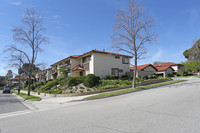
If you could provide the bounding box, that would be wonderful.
[9,1,22,6]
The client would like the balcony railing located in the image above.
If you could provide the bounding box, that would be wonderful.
[59,63,71,70]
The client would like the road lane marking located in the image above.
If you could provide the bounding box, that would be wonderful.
[0,110,32,119]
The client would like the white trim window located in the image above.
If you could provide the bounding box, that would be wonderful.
[122,57,129,64]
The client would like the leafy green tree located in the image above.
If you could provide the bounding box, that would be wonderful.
[182,60,200,72]
[153,61,164,64]
[6,70,13,79]
[183,39,200,61]
[19,63,39,76]
[0,76,6,87]
[183,49,191,59]
[57,63,70,78]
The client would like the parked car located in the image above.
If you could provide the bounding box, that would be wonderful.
[3,88,11,93]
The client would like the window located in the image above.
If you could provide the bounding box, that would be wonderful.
[115,55,120,59]
[83,56,91,63]
[65,60,70,65]
[80,71,83,76]
[122,57,129,64]
[111,68,119,77]
[83,63,89,71]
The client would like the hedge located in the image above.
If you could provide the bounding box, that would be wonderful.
[83,74,100,88]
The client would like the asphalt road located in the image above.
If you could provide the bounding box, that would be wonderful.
[0,90,27,114]
[1,78,200,133]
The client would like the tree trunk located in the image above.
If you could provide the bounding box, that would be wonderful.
[18,75,20,95]
[132,54,137,88]
[28,70,32,96]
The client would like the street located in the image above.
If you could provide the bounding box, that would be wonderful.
[0,90,27,114]
[0,78,200,133]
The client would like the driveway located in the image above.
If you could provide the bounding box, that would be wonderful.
[0,90,27,114]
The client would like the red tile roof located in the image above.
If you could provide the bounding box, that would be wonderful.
[131,64,157,71]
[43,68,52,71]
[51,55,81,66]
[79,50,133,58]
[153,62,182,67]
[51,49,133,66]
[8,76,34,81]
[156,66,174,72]
[72,65,84,71]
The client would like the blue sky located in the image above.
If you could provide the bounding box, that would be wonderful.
[0,0,199,76]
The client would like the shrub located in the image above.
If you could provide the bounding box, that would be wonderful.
[122,80,132,85]
[120,75,129,80]
[57,90,63,94]
[39,80,58,91]
[136,77,143,82]
[105,75,118,80]
[152,74,157,79]
[101,80,115,86]
[67,77,85,87]
[83,74,100,88]
[31,85,35,90]
[121,75,128,78]
[176,72,184,76]
[167,73,174,77]
[176,72,188,76]
[87,89,92,91]
[59,78,67,86]
[0,86,4,90]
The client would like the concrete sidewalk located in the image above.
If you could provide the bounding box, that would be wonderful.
[16,91,96,111]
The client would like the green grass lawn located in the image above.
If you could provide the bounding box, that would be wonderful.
[11,90,41,101]
[174,75,200,78]
[84,80,185,100]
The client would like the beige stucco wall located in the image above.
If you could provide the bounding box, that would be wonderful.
[52,53,131,78]
[71,58,81,69]
[71,71,80,77]
[70,58,81,77]
[92,53,130,78]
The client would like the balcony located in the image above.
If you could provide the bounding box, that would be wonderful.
[59,63,71,70]
[51,68,57,74]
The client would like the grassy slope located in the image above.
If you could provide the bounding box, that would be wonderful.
[84,80,184,100]
[12,90,41,101]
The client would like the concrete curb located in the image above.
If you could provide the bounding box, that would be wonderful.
[11,93,39,111]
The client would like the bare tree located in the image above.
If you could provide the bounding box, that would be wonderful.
[111,0,156,88]
[5,8,47,96]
